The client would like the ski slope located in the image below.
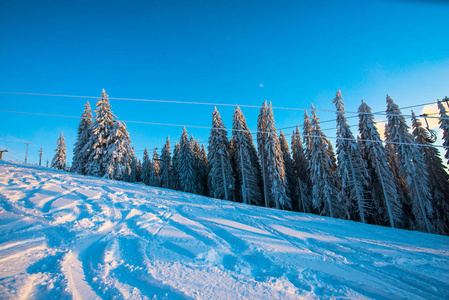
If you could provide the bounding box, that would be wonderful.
[0,160,448,300]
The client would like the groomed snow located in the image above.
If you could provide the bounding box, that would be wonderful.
[0,160,448,299]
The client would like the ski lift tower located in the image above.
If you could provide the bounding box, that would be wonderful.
[0,149,8,160]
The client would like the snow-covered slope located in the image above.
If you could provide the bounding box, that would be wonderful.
[0,161,448,300]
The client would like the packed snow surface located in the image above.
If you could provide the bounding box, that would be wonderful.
[0,161,448,299]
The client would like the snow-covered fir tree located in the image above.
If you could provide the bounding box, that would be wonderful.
[136,159,142,182]
[309,105,344,219]
[191,136,206,195]
[279,130,297,210]
[303,111,313,162]
[231,106,263,205]
[207,107,235,201]
[438,99,449,166]
[84,89,117,177]
[291,125,312,213]
[153,148,161,179]
[159,137,172,189]
[127,147,137,183]
[412,111,449,235]
[51,132,67,171]
[199,144,208,196]
[104,121,132,181]
[142,148,151,185]
[172,142,181,191]
[333,91,370,223]
[358,100,402,228]
[178,127,197,193]
[385,95,433,233]
[264,103,290,210]
[149,148,160,187]
[72,101,93,175]
[257,100,270,207]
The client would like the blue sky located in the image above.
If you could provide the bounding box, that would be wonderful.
[0,0,448,164]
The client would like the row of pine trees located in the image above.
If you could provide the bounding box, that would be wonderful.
[51,89,449,235]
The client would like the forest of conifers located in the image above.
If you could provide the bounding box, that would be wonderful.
[50,89,449,236]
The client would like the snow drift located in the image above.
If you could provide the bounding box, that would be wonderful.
[0,160,448,299]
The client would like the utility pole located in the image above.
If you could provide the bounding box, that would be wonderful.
[38,148,44,166]
[0,149,8,160]
[24,142,32,163]
[239,146,248,205]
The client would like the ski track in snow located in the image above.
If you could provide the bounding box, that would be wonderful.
[0,160,449,299]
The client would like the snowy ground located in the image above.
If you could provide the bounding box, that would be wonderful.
[0,161,448,299]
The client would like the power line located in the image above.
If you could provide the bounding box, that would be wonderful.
[0,91,446,120]
[1,108,446,150]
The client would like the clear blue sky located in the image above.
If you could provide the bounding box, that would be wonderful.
[0,0,448,164]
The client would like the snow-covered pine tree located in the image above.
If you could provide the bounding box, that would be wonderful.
[264,103,291,210]
[385,95,433,233]
[358,100,402,228]
[128,147,138,183]
[257,100,270,207]
[178,127,197,193]
[172,142,181,191]
[72,101,93,175]
[136,159,142,182]
[149,148,160,187]
[200,144,209,196]
[207,107,235,200]
[438,99,449,166]
[231,106,263,205]
[412,111,449,235]
[84,89,117,177]
[159,137,172,189]
[191,137,206,195]
[309,105,343,218]
[51,132,67,171]
[333,91,370,223]
[303,111,313,162]
[105,121,132,181]
[142,148,151,185]
[291,125,312,213]
[279,130,297,209]
[153,148,161,180]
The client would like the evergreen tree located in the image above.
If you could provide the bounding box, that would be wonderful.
[291,125,312,213]
[257,100,270,207]
[191,136,206,195]
[279,130,297,209]
[159,137,172,189]
[303,111,313,162]
[51,132,67,171]
[385,95,433,233]
[172,142,181,190]
[149,148,160,187]
[136,159,142,182]
[333,91,370,223]
[104,121,133,181]
[438,99,449,166]
[84,89,117,177]
[142,148,151,185]
[412,111,449,235]
[200,144,209,196]
[230,106,263,205]
[178,127,197,193]
[72,101,93,175]
[207,107,235,200]
[309,105,343,218]
[128,147,137,183]
[358,100,402,228]
[263,103,291,209]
